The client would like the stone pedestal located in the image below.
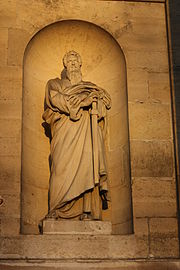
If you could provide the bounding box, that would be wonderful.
[42,219,112,235]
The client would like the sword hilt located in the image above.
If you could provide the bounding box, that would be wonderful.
[91,101,98,115]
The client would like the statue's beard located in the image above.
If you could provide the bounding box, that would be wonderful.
[66,69,82,85]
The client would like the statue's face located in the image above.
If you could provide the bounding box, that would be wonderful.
[66,55,81,72]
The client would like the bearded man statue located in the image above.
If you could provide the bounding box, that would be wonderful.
[43,51,111,221]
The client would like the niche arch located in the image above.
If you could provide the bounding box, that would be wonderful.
[21,20,133,234]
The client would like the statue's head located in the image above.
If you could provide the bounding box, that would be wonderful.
[63,51,82,85]
[63,51,82,72]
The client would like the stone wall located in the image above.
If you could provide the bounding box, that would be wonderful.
[0,0,179,260]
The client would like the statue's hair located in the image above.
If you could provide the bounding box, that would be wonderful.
[63,50,82,68]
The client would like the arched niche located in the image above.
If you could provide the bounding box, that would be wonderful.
[21,20,133,234]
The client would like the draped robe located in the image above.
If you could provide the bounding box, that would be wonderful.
[43,77,111,219]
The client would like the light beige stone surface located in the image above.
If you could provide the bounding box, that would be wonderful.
[43,220,112,235]
[0,234,148,259]
[132,178,177,217]
[0,99,22,120]
[111,185,132,223]
[109,108,129,150]
[150,235,179,258]
[127,69,149,103]
[126,51,169,73]
[133,218,148,236]
[0,217,20,236]
[149,218,179,257]
[149,217,178,237]
[148,72,171,104]
[0,193,20,219]
[107,145,130,188]
[0,119,21,138]
[2,260,180,270]
[0,28,8,66]
[8,28,30,66]
[129,103,172,140]
[130,141,174,177]
[0,0,178,260]
[127,70,171,104]
[0,66,22,100]
[0,156,21,194]
[0,0,16,28]
[0,138,21,156]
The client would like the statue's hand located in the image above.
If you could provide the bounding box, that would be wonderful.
[80,96,93,107]
[68,92,99,108]
[68,93,87,106]
[80,92,99,107]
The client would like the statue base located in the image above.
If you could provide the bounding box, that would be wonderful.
[42,219,112,235]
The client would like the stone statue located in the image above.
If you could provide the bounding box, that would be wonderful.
[43,51,111,221]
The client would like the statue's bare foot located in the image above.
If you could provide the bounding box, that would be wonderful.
[79,212,93,221]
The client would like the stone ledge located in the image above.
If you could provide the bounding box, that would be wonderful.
[42,220,112,235]
[100,0,165,2]
[0,234,148,260]
[0,259,180,270]
[2,232,177,260]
